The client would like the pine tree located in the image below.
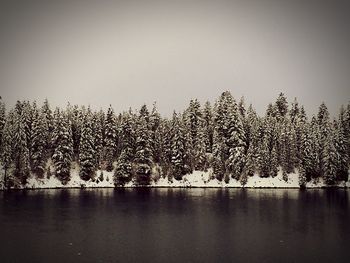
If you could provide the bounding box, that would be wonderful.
[0,99,5,152]
[256,115,278,178]
[161,119,173,176]
[202,101,214,153]
[149,103,162,163]
[30,107,48,177]
[279,119,297,176]
[345,103,350,157]
[23,101,34,155]
[67,104,83,160]
[11,101,30,185]
[52,110,73,184]
[334,110,349,181]
[301,117,320,181]
[104,106,118,171]
[114,112,135,185]
[289,98,300,124]
[317,102,330,177]
[114,148,133,186]
[212,91,239,180]
[194,121,207,171]
[41,99,54,155]
[227,97,246,180]
[92,110,104,168]
[134,108,153,185]
[1,111,14,188]
[211,129,225,180]
[323,126,338,185]
[183,99,203,169]
[170,112,187,180]
[275,92,288,119]
[79,108,96,181]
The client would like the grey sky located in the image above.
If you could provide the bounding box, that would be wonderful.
[0,0,349,116]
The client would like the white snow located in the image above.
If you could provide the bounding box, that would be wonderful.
[152,168,301,188]
[0,163,349,189]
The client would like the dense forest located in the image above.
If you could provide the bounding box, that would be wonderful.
[0,92,349,189]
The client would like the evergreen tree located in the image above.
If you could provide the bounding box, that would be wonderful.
[212,128,226,181]
[170,112,187,180]
[275,92,288,119]
[104,106,118,171]
[0,99,5,152]
[114,148,133,186]
[1,111,14,188]
[289,98,300,124]
[202,101,214,153]
[134,115,152,185]
[317,102,330,177]
[92,110,105,168]
[52,110,73,184]
[12,101,30,185]
[322,125,338,185]
[227,97,246,180]
[67,104,83,160]
[334,110,349,181]
[301,117,320,181]
[212,91,238,180]
[279,119,297,176]
[41,99,54,155]
[194,121,207,170]
[256,115,278,178]
[149,103,162,163]
[30,107,48,177]
[183,99,202,169]
[114,112,135,185]
[79,108,96,181]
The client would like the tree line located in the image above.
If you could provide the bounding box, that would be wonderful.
[0,91,349,188]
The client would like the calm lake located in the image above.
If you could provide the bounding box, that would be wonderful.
[0,188,349,263]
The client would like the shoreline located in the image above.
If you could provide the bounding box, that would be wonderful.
[2,167,349,191]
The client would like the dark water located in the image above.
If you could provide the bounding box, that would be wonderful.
[0,188,349,263]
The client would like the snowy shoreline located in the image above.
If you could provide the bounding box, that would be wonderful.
[1,167,349,190]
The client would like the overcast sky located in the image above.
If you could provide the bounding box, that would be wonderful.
[0,0,349,116]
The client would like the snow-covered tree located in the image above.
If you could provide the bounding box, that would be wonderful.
[114,148,133,186]
[134,111,153,185]
[322,125,338,185]
[227,97,246,180]
[41,99,54,154]
[212,91,239,180]
[114,112,135,185]
[279,119,297,176]
[30,107,48,177]
[202,101,214,153]
[52,109,73,184]
[67,104,83,160]
[275,92,288,119]
[256,114,278,178]
[0,99,5,152]
[334,109,349,181]
[13,102,30,184]
[149,103,162,163]
[104,106,118,171]
[317,102,331,178]
[92,110,105,168]
[170,112,187,180]
[79,108,97,181]
[1,110,14,188]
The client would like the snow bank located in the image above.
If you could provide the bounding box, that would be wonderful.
[26,166,115,189]
[0,164,349,189]
[152,169,301,188]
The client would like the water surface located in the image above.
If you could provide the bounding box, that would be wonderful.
[0,188,349,263]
